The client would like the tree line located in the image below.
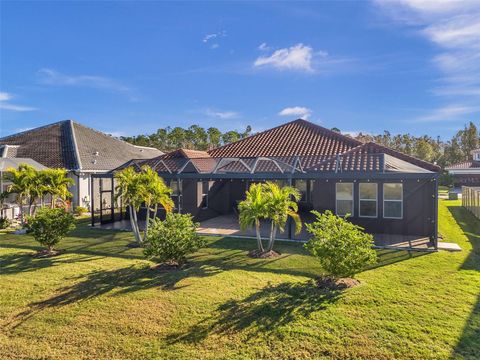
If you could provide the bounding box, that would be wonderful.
[121,125,252,151]
[121,121,479,168]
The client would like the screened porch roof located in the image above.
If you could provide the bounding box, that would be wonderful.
[113,152,434,178]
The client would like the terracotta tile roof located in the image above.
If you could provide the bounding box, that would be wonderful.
[307,142,440,172]
[0,120,163,171]
[446,161,480,170]
[208,119,362,159]
[208,120,439,172]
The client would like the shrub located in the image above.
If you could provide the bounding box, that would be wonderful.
[26,208,76,252]
[75,206,89,216]
[144,213,205,266]
[0,217,11,229]
[305,210,377,279]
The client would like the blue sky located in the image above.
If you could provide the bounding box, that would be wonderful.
[1,1,479,139]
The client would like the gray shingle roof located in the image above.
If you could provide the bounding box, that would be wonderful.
[0,120,163,171]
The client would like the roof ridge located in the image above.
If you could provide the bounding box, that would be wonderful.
[68,120,82,170]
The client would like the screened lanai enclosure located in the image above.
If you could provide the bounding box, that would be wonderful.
[91,152,439,250]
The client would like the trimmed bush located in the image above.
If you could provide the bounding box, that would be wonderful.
[144,213,205,266]
[26,208,76,252]
[75,206,89,216]
[0,217,11,229]
[305,210,377,279]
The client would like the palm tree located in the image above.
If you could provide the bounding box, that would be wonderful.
[263,182,302,252]
[138,166,174,242]
[115,167,144,244]
[238,183,268,253]
[5,164,39,222]
[40,169,74,209]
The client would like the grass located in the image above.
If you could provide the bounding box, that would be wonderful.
[0,200,479,359]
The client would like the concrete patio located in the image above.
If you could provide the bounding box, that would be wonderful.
[97,213,437,251]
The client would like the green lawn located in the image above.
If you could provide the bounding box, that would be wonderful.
[0,200,479,359]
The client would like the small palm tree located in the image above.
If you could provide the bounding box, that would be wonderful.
[115,166,174,245]
[238,181,302,255]
[41,168,74,209]
[238,183,268,253]
[115,167,144,244]
[263,182,302,252]
[138,166,174,242]
[5,164,39,222]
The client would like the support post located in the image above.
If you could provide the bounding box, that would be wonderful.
[433,175,439,250]
[91,175,95,227]
[288,177,293,240]
[177,177,182,214]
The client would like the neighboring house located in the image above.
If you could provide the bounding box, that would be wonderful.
[97,119,441,247]
[0,158,48,219]
[0,120,162,209]
[446,149,480,187]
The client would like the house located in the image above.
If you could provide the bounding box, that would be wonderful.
[0,120,162,209]
[445,149,480,187]
[93,119,440,248]
[0,158,48,219]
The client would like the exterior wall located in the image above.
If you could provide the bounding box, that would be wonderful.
[311,178,436,238]
[182,179,248,222]
[451,174,480,187]
[68,172,92,209]
[138,176,436,239]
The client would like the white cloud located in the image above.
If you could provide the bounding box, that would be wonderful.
[0,92,36,112]
[416,105,479,122]
[258,42,270,51]
[254,43,315,72]
[278,106,312,119]
[37,68,133,94]
[374,0,480,122]
[0,92,13,101]
[204,108,239,119]
[202,31,227,48]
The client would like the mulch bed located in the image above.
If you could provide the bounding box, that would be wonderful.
[30,249,65,258]
[316,276,360,291]
[151,261,189,272]
[248,249,281,258]
[126,242,142,248]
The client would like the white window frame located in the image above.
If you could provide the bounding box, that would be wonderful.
[383,183,403,219]
[359,183,378,218]
[200,181,209,209]
[335,182,354,217]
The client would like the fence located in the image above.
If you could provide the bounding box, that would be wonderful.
[462,186,480,219]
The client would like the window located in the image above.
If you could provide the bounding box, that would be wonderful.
[170,180,181,210]
[200,181,209,209]
[295,180,308,202]
[383,183,403,219]
[359,183,377,218]
[336,182,353,216]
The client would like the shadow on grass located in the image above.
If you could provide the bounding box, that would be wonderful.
[167,280,341,344]
[7,263,221,330]
[0,252,98,275]
[446,204,480,358]
[368,249,430,270]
